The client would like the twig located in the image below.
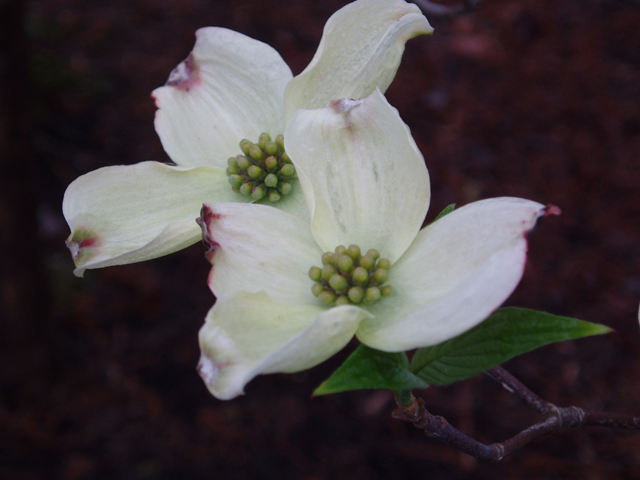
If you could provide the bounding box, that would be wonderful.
[392,366,640,461]
[413,0,482,16]
[485,366,552,416]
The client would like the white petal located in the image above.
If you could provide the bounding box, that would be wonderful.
[62,161,251,276]
[153,27,292,168]
[357,198,555,351]
[255,179,310,221]
[198,291,371,400]
[285,90,430,263]
[198,202,321,304]
[284,0,433,119]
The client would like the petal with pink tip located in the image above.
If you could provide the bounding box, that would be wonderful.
[357,198,553,351]
[153,27,292,168]
[284,0,432,119]
[198,291,371,400]
[198,202,321,304]
[63,161,250,276]
[285,90,429,263]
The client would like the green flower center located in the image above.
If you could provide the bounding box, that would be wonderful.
[226,132,296,202]
[308,245,393,306]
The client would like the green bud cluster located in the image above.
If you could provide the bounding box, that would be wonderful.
[226,133,296,202]
[308,244,393,306]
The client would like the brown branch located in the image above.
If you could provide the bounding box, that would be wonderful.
[413,0,482,17]
[485,366,552,416]
[392,366,640,461]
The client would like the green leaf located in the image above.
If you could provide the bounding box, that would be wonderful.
[314,345,429,396]
[410,307,612,386]
[429,203,456,225]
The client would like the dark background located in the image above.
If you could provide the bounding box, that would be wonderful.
[2,0,640,478]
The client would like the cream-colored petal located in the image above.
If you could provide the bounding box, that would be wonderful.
[284,0,432,119]
[62,161,251,277]
[255,178,309,221]
[285,90,430,263]
[153,27,292,168]
[357,198,554,351]
[198,291,371,400]
[198,202,321,304]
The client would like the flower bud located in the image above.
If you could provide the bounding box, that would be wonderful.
[239,139,252,155]
[352,267,368,285]
[308,266,322,282]
[347,245,361,262]
[359,254,374,271]
[258,132,271,149]
[228,175,244,188]
[319,291,336,305]
[264,173,278,188]
[309,244,394,307]
[247,165,263,179]
[231,133,294,204]
[265,156,278,172]
[280,164,295,177]
[268,191,281,202]
[335,295,350,306]
[366,249,380,260]
[278,183,292,195]
[365,287,381,302]
[239,182,253,196]
[329,274,348,293]
[373,268,389,284]
[381,285,393,297]
[377,258,391,270]
[322,264,337,281]
[312,283,325,297]
[252,186,266,200]
[249,145,264,162]
[265,141,278,157]
[237,155,251,170]
[348,287,364,304]
[338,254,353,274]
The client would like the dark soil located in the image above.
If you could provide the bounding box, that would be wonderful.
[2,0,640,479]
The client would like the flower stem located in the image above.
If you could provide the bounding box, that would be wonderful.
[394,389,414,407]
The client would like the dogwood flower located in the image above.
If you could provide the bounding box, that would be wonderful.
[62,0,432,277]
[196,90,558,400]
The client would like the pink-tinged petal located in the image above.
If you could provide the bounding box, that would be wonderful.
[153,27,292,168]
[197,202,321,304]
[357,198,557,351]
[198,291,371,400]
[285,90,429,263]
[62,161,251,277]
[284,0,433,119]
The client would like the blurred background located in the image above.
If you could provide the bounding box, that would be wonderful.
[1,0,640,478]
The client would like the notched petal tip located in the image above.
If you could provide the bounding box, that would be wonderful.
[165,52,201,92]
[197,351,222,387]
[66,239,82,261]
[196,204,223,262]
[66,229,99,262]
[328,97,365,114]
[326,97,366,129]
[523,204,561,239]
[543,204,562,217]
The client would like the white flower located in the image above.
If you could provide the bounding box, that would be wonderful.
[196,90,558,400]
[62,0,432,276]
